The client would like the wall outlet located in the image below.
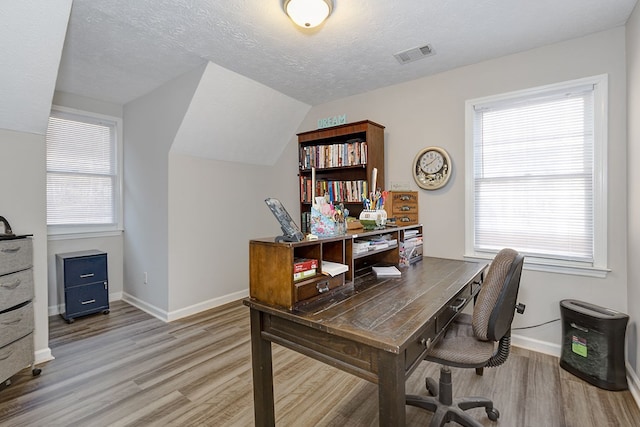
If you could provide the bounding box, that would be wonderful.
[144,272,148,284]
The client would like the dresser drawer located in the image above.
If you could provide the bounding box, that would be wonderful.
[0,239,32,276]
[295,274,345,304]
[63,282,109,319]
[0,269,34,312]
[0,333,34,384]
[62,254,108,288]
[394,213,419,225]
[0,302,34,348]
[389,194,418,213]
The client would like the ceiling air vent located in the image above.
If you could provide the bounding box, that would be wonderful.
[393,44,435,65]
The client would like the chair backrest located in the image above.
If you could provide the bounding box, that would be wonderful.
[472,248,525,342]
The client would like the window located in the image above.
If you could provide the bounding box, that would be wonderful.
[465,75,608,277]
[46,106,123,236]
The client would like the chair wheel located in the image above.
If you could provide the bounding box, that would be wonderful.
[32,368,42,377]
[486,407,500,421]
[103,310,110,315]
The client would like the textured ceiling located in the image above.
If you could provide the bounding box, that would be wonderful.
[55,0,638,106]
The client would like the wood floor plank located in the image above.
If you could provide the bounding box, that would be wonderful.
[1,300,639,426]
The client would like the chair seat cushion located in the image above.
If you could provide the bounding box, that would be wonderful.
[425,314,496,368]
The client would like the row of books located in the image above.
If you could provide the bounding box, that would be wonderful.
[299,139,368,170]
[300,177,369,204]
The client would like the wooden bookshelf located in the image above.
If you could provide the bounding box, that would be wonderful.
[249,224,422,310]
[297,120,385,233]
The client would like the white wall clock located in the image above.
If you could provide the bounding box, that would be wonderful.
[413,146,452,190]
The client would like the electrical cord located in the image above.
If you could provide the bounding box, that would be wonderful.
[513,318,561,330]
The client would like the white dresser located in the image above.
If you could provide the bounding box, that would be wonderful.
[0,236,40,385]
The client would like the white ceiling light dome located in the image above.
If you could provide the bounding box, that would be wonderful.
[284,0,333,28]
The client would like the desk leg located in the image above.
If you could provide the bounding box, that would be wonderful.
[250,308,275,427]
[377,350,406,426]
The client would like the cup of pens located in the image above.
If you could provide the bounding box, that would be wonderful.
[359,167,387,229]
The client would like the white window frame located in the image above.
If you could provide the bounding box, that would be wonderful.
[464,75,609,278]
[46,105,124,239]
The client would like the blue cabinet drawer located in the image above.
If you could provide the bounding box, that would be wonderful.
[63,282,109,320]
[60,252,107,288]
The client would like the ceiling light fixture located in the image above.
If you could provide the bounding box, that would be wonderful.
[284,0,333,28]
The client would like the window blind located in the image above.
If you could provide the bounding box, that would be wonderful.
[472,86,595,262]
[46,110,117,226]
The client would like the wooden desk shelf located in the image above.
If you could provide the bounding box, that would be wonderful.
[249,224,422,309]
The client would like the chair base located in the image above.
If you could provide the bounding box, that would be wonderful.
[406,367,499,427]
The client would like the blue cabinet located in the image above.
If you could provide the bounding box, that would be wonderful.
[56,250,109,323]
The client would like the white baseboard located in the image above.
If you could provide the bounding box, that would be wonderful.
[121,292,169,322]
[34,347,54,365]
[512,333,562,357]
[627,363,640,409]
[122,289,250,323]
[166,289,249,322]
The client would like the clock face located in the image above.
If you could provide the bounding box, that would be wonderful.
[413,147,452,190]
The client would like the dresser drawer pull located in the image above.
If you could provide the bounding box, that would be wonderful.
[400,195,411,201]
[1,247,20,254]
[450,297,467,312]
[316,282,330,293]
[1,316,22,326]
[400,217,411,222]
[0,279,21,290]
[81,299,96,305]
[400,206,411,211]
[420,337,432,348]
[80,273,95,278]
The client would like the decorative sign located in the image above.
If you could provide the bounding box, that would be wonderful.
[318,114,347,129]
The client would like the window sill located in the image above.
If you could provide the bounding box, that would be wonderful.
[463,254,610,278]
[48,229,123,241]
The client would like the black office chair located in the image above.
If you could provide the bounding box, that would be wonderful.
[406,248,526,427]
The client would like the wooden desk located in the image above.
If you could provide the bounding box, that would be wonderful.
[243,257,486,426]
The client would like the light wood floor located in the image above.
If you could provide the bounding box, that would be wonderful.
[1,300,639,426]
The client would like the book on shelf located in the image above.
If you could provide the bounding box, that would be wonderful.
[294,268,317,281]
[372,265,402,277]
[294,258,319,273]
[321,260,349,277]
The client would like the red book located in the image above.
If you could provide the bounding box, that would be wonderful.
[293,258,318,273]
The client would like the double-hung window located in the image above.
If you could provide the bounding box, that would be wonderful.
[465,75,608,277]
[46,106,123,236]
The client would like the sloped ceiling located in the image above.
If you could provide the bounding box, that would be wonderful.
[57,0,638,106]
[0,0,72,135]
[171,62,310,165]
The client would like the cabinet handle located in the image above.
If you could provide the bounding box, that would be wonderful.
[400,217,411,222]
[1,247,20,253]
[80,273,95,278]
[316,282,330,293]
[1,316,22,326]
[401,206,411,211]
[450,297,467,312]
[81,299,96,305]
[0,279,21,290]
[400,195,410,201]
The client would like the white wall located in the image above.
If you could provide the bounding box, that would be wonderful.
[166,149,297,319]
[627,2,640,378]
[0,129,50,363]
[122,65,205,318]
[289,27,629,353]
